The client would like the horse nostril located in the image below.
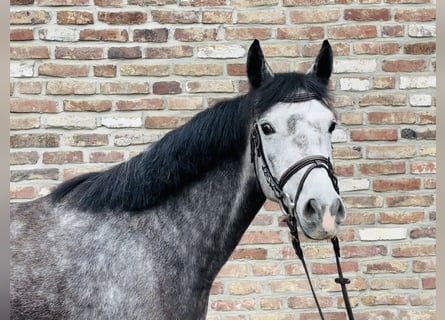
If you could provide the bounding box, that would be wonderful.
[303,198,322,218]
[331,198,346,222]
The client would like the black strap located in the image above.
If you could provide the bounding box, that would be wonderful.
[287,216,325,320]
[332,237,355,320]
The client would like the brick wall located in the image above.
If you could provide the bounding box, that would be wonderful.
[10,0,436,319]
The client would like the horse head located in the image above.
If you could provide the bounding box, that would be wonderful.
[247,40,346,240]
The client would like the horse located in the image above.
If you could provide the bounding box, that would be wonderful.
[10,39,346,320]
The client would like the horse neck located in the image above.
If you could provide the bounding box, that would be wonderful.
[159,149,265,278]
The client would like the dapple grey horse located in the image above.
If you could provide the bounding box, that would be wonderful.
[10,39,345,319]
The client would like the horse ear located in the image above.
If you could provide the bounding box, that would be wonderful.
[247,39,273,89]
[310,40,333,85]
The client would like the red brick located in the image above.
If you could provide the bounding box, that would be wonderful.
[43,151,83,164]
[145,46,193,59]
[98,11,147,24]
[145,116,190,129]
[38,63,89,77]
[17,81,42,94]
[422,278,436,289]
[374,76,396,89]
[367,145,416,159]
[239,231,282,245]
[277,26,324,40]
[344,8,391,21]
[283,0,328,5]
[404,41,436,55]
[116,98,163,111]
[358,162,406,175]
[152,10,200,24]
[332,146,362,159]
[412,259,435,273]
[108,47,142,59]
[174,28,217,42]
[10,151,39,165]
[382,59,427,72]
[238,10,286,24]
[373,178,421,192]
[365,261,407,274]
[79,29,128,42]
[57,11,93,24]
[301,312,346,320]
[10,186,36,200]
[259,297,282,310]
[89,151,124,163]
[342,195,383,208]
[328,25,377,39]
[11,0,34,4]
[167,97,203,110]
[10,29,34,41]
[11,169,59,182]
[11,98,58,113]
[410,227,435,239]
[382,25,405,37]
[353,42,400,55]
[55,46,104,59]
[46,81,96,95]
[10,134,60,148]
[303,42,348,57]
[395,8,435,21]
[351,128,398,141]
[10,10,51,25]
[210,298,255,311]
[410,161,436,174]
[127,0,176,4]
[94,0,123,5]
[341,245,387,258]
[359,94,406,106]
[100,81,149,94]
[335,164,354,176]
[202,10,232,23]
[368,111,416,124]
[37,0,89,5]
[65,134,108,147]
[288,296,333,309]
[152,81,181,95]
[386,0,432,2]
[386,194,434,207]
[312,261,358,275]
[230,248,267,260]
[362,294,408,306]
[290,9,339,23]
[343,212,376,225]
[133,29,168,42]
[93,65,117,77]
[63,100,112,112]
[392,244,435,257]
[10,46,49,59]
[10,116,40,130]
[179,0,225,5]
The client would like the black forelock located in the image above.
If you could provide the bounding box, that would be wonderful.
[249,72,332,118]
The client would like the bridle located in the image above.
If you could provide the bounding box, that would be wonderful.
[249,98,355,320]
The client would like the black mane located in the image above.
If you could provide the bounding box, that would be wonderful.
[51,72,331,212]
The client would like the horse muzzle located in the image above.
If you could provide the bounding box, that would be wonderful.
[299,197,346,240]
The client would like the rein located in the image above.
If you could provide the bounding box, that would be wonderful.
[250,120,355,320]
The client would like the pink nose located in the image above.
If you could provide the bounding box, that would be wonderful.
[304,198,346,233]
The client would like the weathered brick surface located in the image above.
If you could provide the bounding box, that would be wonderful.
[9,1,436,318]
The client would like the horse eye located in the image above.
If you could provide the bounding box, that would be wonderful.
[328,122,336,133]
[260,123,275,135]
